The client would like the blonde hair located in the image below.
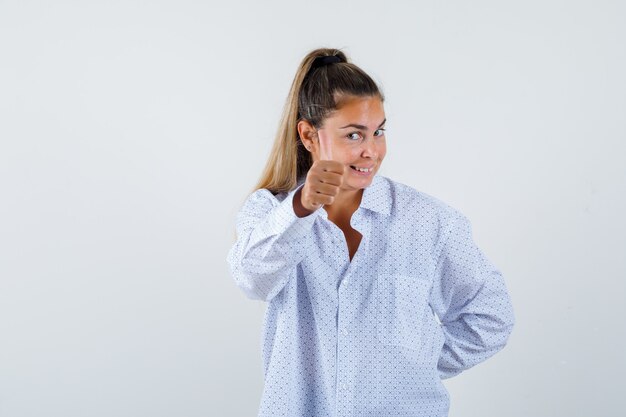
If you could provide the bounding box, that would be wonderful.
[252,47,384,195]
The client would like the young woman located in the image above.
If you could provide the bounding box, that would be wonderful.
[227,47,515,417]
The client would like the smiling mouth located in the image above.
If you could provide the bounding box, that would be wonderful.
[350,165,374,173]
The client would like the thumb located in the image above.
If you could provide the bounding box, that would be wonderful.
[317,130,333,161]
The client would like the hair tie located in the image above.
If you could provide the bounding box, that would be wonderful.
[311,55,342,69]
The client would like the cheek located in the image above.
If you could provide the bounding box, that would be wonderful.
[377,142,387,159]
[343,147,362,161]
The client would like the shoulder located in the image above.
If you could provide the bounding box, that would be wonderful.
[245,176,305,207]
[236,188,282,219]
[377,175,463,221]
[237,180,304,219]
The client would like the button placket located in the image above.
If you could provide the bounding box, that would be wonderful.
[336,302,354,413]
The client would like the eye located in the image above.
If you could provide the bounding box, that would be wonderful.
[347,132,362,141]
[374,128,386,137]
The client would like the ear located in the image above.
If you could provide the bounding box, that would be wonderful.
[297,120,317,151]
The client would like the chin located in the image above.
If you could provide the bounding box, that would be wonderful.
[346,177,375,191]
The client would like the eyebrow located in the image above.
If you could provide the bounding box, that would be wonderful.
[339,118,386,130]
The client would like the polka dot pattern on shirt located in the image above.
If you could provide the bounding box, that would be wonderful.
[227,174,515,417]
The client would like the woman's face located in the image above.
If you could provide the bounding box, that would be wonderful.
[301,95,387,193]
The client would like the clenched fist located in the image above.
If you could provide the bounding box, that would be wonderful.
[302,160,345,208]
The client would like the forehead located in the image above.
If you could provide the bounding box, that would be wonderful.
[325,95,385,127]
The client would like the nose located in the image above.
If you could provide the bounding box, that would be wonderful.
[361,135,378,159]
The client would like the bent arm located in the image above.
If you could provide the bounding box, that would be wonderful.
[227,184,321,302]
[429,212,515,379]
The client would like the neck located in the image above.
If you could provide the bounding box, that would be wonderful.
[323,188,364,219]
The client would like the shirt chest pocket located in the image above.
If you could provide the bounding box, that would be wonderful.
[374,273,433,351]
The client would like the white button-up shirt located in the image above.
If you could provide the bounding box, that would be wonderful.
[227,174,515,417]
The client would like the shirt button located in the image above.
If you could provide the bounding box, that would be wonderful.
[342,328,349,336]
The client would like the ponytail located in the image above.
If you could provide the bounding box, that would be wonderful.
[252,47,384,195]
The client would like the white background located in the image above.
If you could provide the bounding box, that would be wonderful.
[1,1,624,416]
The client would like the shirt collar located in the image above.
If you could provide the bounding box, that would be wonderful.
[359,174,392,216]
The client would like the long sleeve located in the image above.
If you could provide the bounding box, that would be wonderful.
[226,184,323,302]
[429,211,515,379]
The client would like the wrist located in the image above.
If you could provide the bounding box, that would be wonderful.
[293,187,315,218]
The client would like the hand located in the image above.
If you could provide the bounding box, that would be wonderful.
[296,130,345,214]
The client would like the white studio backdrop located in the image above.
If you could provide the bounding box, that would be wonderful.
[1,1,624,416]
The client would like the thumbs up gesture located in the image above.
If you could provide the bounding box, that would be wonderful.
[295,130,346,215]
